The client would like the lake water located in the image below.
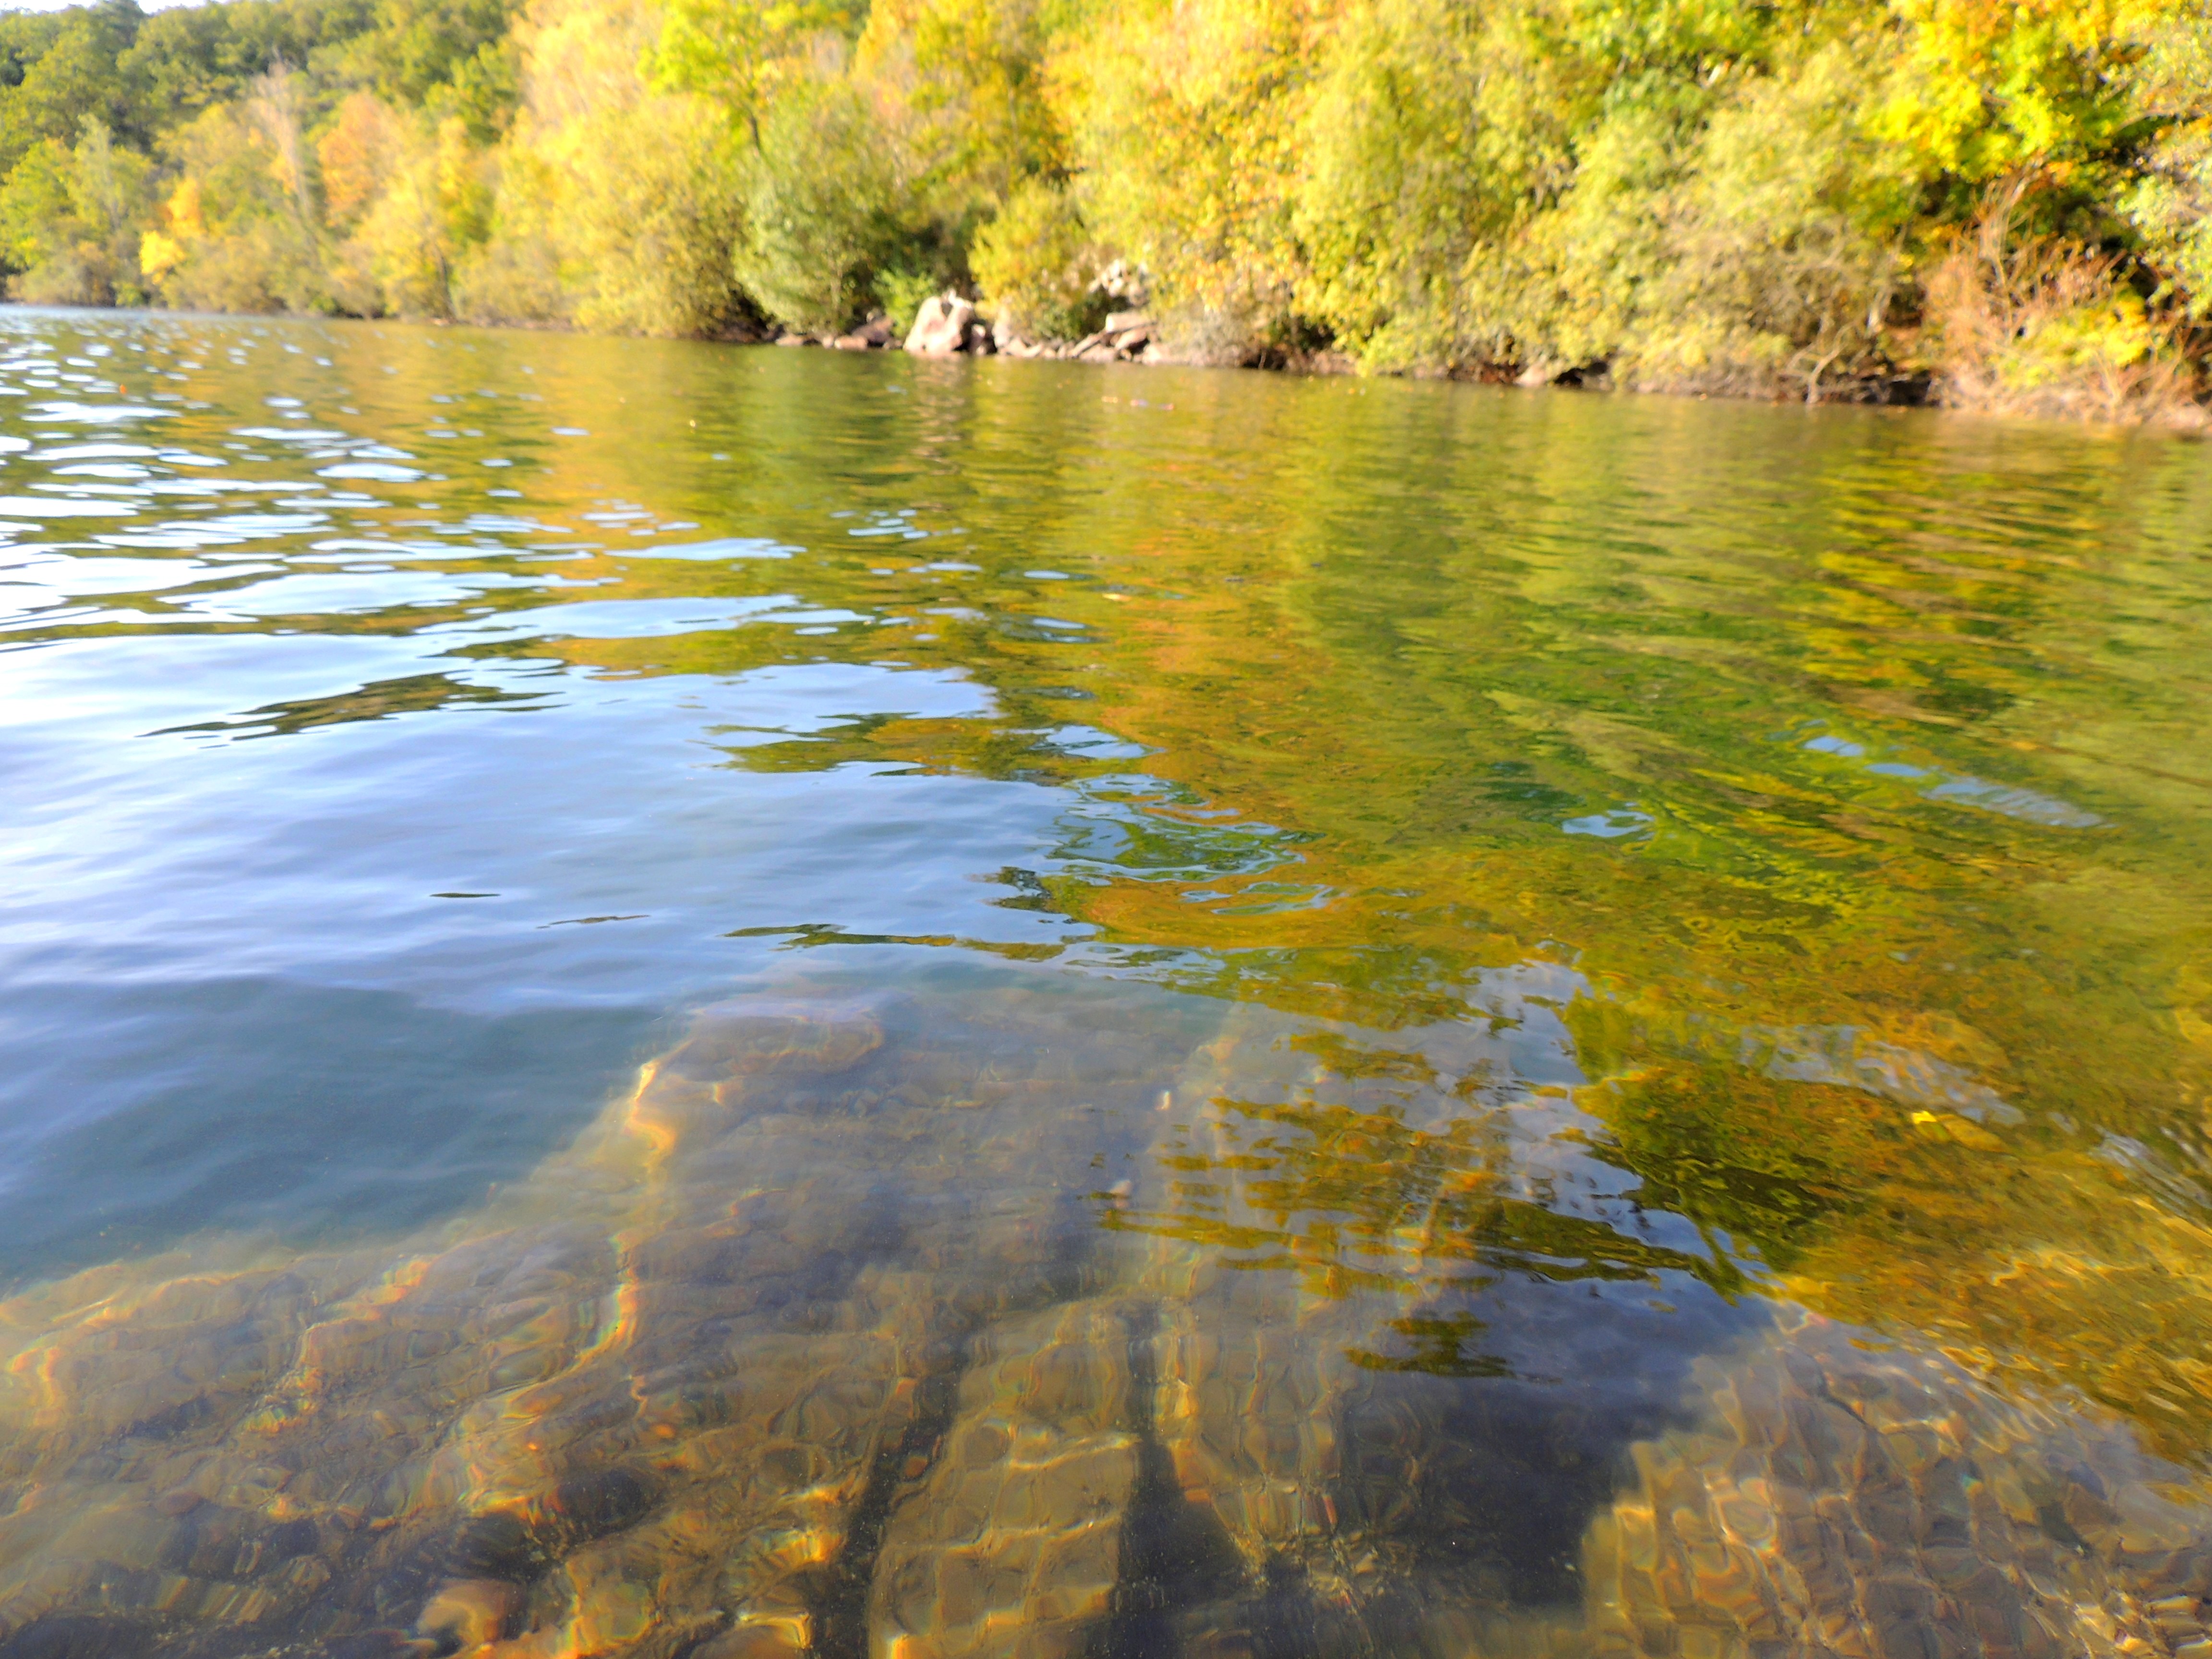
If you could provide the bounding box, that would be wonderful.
[1,308,2211,1659]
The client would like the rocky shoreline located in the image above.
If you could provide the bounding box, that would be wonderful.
[774,292,1166,369]
[755,292,2207,425]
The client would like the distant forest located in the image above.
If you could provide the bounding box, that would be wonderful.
[1,0,2207,418]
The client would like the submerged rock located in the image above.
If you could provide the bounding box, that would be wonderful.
[0,984,2204,1659]
[1583,1315,2212,1659]
[0,985,1202,1656]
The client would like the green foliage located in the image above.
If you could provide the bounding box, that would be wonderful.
[856,0,1065,209]
[2120,3,2212,318]
[647,0,867,115]
[324,0,523,137]
[149,96,325,312]
[871,262,938,334]
[0,137,71,267]
[0,117,156,302]
[0,0,143,173]
[1052,0,1319,359]
[1869,0,2164,198]
[968,176,1102,339]
[117,0,373,135]
[563,100,751,336]
[1291,1,1482,366]
[1609,40,1919,393]
[731,73,913,332]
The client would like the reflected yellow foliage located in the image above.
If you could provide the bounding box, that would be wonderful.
[431,354,2212,1469]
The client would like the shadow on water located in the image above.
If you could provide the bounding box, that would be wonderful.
[0,979,659,1289]
[1102,1281,1771,1658]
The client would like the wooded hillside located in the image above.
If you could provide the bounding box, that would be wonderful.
[3,0,2207,416]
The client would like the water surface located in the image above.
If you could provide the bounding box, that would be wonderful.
[1,310,2210,1658]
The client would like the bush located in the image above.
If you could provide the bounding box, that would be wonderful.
[872,262,938,336]
[1926,201,2196,421]
[969,178,1104,341]
[2120,6,2212,320]
[0,120,156,304]
[732,75,912,334]
[1620,42,1917,398]
[152,99,328,313]
[1053,0,1314,362]
[566,97,748,336]
[1291,0,1511,370]
[458,0,750,336]
[163,222,301,311]
[339,116,491,317]
[0,0,2202,418]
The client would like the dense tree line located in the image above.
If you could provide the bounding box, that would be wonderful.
[1,0,2207,417]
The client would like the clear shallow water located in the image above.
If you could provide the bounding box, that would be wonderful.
[2,310,2212,1657]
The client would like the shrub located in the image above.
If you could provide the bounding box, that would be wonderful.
[1621,42,1918,398]
[350,118,477,316]
[153,99,328,312]
[969,177,1105,340]
[2120,5,2212,319]
[0,120,156,304]
[1291,0,1514,370]
[1926,200,2195,421]
[872,262,938,335]
[1053,0,1316,362]
[732,74,913,334]
[0,0,2202,418]
[568,97,748,335]
[461,0,750,335]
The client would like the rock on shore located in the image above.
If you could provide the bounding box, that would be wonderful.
[904,295,975,357]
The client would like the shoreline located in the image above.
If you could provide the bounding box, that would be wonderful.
[9,299,2206,433]
[764,317,2212,432]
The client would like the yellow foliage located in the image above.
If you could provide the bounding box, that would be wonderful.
[1288,0,1509,368]
[144,103,326,311]
[0,0,2205,409]
[1873,0,2176,183]
[135,226,183,281]
[161,176,204,240]
[1924,202,2192,418]
[854,0,1063,208]
[317,93,407,228]
[970,176,1103,339]
[351,116,487,317]
[1053,0,1335,357]
[461,0,745,334]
